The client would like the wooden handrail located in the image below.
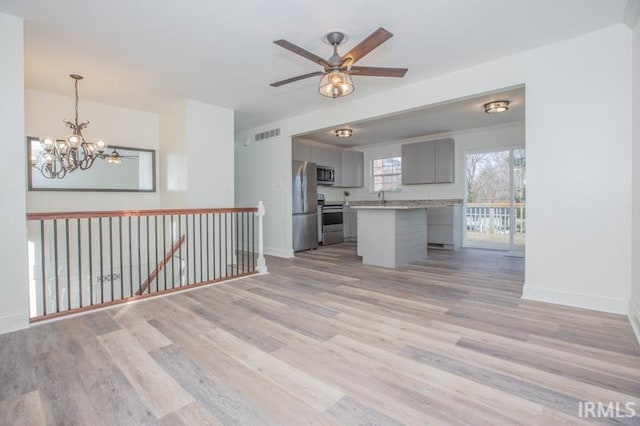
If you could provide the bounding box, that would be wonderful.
[27,207,258,221]
[136,234,186,296]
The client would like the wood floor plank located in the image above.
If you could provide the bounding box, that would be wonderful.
[0,330,37,401]
[160,402,223,426]
[148,317,336,425]
[0,390,46,426]
[150,343,272,425]
[3,243,639,424]
[97,329,194,418]
[204,328,345,412]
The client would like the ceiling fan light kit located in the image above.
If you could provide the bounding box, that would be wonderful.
[335,128,353,138]
[271,27,408,99]
[319,70,354,98]
[484,100,510,113]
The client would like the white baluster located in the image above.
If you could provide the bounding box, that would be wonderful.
[255,201,268,274]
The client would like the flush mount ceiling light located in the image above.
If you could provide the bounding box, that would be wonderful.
[32,74,109,179]
[484,100,510,114]
[335,128,353,138]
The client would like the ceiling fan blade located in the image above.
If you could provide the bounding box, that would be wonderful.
[340,27,393,67]
[270,71,325,87]
[273,40,331,68]
[349,66,408,78]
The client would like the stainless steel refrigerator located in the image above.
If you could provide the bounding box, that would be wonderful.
[292,161,319,251]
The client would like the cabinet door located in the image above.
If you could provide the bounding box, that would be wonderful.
[401,143,419,184]
[435,138,455,183]
[311,145,328,167]
[353,150,364,187]
[327,149,342,184]
[417,140,436,183]
[343,208,351,238]
[292,142,312,161]
[341,151,364,187]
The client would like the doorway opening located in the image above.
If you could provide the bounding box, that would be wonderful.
[464,147,526,251]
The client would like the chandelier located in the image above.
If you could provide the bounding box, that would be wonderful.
[31,74,108,179]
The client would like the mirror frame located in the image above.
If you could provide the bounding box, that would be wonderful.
[27,136,157,192]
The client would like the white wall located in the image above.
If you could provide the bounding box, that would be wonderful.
[235,135,293,257]
[159,100,235,208]
[0,12,29,333]
[185,100,234,207]
[26,90,160,211]
[315,123,525,203]
[630,18,640,341]
[237,24,633,314]
[159,100,188,208]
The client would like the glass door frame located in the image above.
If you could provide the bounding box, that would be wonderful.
[462,145,525,251]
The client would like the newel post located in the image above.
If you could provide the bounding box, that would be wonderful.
[255,201,268,273]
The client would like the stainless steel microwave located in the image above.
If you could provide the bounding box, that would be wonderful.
[317,166,335,185]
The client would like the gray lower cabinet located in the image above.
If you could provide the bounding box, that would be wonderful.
[427,205,462,250]
[343,206,358,241]
[401,138,455,184]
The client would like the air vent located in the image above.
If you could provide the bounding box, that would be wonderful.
[254,128,281,142]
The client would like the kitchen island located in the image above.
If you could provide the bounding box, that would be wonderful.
[351,199,462,268]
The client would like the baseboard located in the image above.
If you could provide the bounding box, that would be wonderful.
[264,246,294,258]
[0,311,29,335]
[522,285,628,315]
[629,298,640,346]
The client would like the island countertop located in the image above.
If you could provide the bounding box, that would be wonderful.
[349,199,462,208]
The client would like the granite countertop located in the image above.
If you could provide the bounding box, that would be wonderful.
[348,199,463,208]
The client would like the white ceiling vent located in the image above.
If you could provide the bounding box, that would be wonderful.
[254,128,281,142]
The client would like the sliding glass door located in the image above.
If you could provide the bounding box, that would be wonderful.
[464,148,526,251]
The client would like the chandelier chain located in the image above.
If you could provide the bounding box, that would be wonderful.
[74,78,79,126]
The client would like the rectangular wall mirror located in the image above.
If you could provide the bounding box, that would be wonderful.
[28,137,156,192]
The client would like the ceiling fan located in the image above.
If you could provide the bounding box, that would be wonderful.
[270,27,408,98]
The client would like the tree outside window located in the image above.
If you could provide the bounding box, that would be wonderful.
[371,157,402,192]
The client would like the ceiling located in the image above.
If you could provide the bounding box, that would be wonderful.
[296,86,524,147]
[0,0,630,131]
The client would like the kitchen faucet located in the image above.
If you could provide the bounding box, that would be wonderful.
[378,189,386,205]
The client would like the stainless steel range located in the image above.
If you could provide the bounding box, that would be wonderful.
[317,195,344,245]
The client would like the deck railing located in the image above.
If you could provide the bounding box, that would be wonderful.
[466,202,526,238]
[26,202,267,322]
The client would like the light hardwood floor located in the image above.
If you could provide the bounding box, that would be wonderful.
[1,243,639,425]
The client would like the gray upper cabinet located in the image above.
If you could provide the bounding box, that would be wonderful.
[339,150,364,187]
[401,138,454,185]
[401,143,419,184]
[292,142,311,162]
[417,140,436,183]
[292,141,364,187]
[435,138,455,183]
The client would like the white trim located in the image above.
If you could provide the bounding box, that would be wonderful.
[264,246,294,258]
[522,285,628,315]
[629,298,640,346]
[0,311,29,335]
